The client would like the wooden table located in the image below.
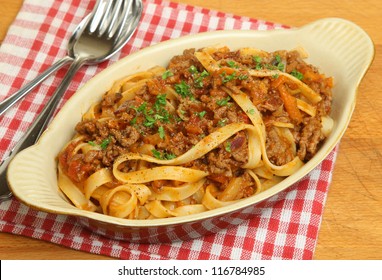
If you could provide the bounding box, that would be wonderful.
[0,0,381,260]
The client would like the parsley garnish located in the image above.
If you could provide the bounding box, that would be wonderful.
[274,54,285,71]
[131,95,171,128]
[194,70,209,88]
[130,116,137,125]
[189,65,210,88]
[196,111,206,118]
[151,149,176,160]
[162,70,174,80]
[88,141,96,146]
[253,56,263,70]
[143,115,156,127]
[224,141,232,152]
[221,72,237,83]
[200,70,209,77]
[247,108,255,115]
[227,61,238,68]
[218,118,228,127]
[136,102,148,113]
[154,94,167,111]
[152,149,162,159]
[216,96,231,106]
[291,69,304,80]
[154,94,171,124]
[165,153,176,160]
[158,126,165,139]
[100,137,111,150]
[238,74,248,80]
[88,137,111,150]
[175,81,193,99]
[189,65,198,74]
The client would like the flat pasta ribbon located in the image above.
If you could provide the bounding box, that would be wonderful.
[222,86,304,176]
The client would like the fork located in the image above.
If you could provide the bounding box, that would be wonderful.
[0,0,142,201]
[0,0,106,117]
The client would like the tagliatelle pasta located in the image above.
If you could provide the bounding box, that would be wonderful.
[57,46,334,219]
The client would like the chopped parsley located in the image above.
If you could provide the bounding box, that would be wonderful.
[130,94,171,128]
[238,74,248,80]
[135,101,148,114]
[189,65,198,74]
[154,94,167,111]
[216,96,231,106]
[221,72,237,83]
[263,54,286,72]
[200,70,209,77]
[152,149,162,159]
[101,137,111,150]
[247,108,255,115]
[158,126,165,139]
[194,70,209,88]
[196,110,206,118]
[188,65,210,88]
[227,60,238,68]
[143,115,156,127]
[218,118,228,127]
[88,140,96,146]
[88,137,111,150]
[175,80,193,99]
[274,54,285,71]
[291,69,304,80]
[253,55,263,70]
[165,153,176,160]
[130,116,137,125]
[224,141,232,153]
[151,149,176,160]
[162,70,174,80]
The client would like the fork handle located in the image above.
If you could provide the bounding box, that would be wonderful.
[0,56,74,117]
[0,56,88,201]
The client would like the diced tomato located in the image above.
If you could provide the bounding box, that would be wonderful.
[67,159,82,183]
[151,180,167,193]
[230,134,245,151]
[238,111,251,124]
[58,142,77,171]
[278,83,303,124]
[185,115,204,135]
[208,174,230,185]
[326,77,334,88]
[146,79,166,96]
[215,66,236,76]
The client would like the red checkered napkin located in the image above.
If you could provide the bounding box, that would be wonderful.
[0,0,338,259]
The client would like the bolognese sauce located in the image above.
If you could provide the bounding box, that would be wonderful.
[57,46,333,219]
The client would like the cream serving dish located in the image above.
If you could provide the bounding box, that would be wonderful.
[7,18,374,242]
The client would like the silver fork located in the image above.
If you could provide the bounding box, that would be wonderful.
[0,0,124,117]
[0,0,143,201]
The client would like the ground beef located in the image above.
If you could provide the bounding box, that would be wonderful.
[266,126,295,166]
[297,116,325,160]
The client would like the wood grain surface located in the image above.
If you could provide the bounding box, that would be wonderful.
[0,0,381,260]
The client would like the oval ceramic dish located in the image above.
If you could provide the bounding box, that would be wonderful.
[7,18,374,243]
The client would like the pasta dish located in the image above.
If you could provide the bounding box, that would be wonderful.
[57,46,334,219]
